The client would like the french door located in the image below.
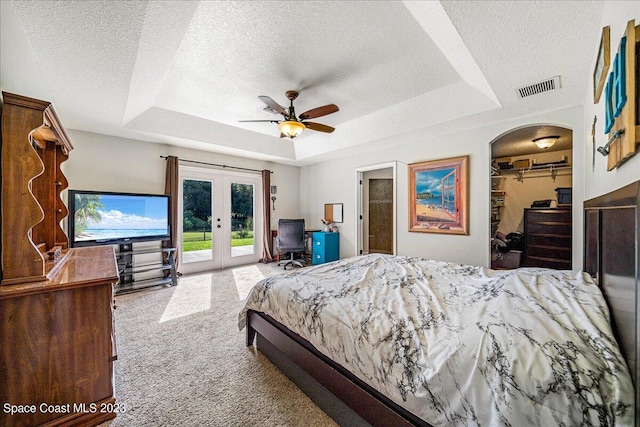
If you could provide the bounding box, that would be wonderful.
[178,166,262,274]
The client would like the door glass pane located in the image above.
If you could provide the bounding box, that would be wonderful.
[182,179,212,263]
[230,183,254,257]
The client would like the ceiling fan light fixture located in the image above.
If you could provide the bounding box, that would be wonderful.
[242,91,338,137]
[278,120,305,138]
[532,135,560,149]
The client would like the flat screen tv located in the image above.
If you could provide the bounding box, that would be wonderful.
[68,190,170,247]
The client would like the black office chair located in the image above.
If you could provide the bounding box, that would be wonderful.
[276,219,306,270]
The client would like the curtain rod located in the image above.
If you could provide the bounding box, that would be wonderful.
[160,156,272,174]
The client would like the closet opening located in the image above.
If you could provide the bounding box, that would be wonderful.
[490,125,573,270]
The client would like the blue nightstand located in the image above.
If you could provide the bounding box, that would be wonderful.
[312,232,339,265]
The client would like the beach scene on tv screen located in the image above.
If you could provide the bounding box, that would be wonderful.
[74,193,168,241]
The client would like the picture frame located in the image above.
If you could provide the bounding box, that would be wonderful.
[408,155,468,235]
[593,26,610,104]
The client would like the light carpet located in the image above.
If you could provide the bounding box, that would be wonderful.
[104,263,338,427]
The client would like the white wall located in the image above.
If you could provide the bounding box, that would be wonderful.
[583,2,640,199]
[301,106,584,268]
[64,130,301,232]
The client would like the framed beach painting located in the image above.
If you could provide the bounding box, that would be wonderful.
[408,155,469,235]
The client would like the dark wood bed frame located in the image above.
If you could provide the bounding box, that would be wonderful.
[584,180,639,426]
[247,180,640,426]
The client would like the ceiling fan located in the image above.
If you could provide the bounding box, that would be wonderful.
[240,90,339,139]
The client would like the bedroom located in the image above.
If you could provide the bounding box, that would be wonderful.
[1,1,639,426]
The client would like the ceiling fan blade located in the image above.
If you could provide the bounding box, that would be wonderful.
[304,121,335,133]
[299,104,339,120]
[258,96,287,116]
[238,119,280,123]
[263,106,280,115]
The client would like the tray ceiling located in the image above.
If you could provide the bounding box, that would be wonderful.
[0,1,602,165]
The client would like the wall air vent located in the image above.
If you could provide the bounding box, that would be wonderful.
[515,76,560,99]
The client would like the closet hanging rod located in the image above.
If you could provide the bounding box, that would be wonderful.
[160,156,272,174]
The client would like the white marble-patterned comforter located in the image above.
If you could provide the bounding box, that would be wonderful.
[238,254,633,426]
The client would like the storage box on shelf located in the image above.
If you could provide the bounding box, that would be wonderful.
[493,158,572,182]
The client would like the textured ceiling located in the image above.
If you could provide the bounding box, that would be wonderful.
[491,126,573,159]
[1,1,603,165]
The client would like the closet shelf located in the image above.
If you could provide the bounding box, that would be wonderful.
[494,164,572,181]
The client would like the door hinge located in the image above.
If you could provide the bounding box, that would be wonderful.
[359,215,363,220]
[359,180,363,185]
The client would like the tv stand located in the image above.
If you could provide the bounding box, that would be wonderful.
[116,243,177,294]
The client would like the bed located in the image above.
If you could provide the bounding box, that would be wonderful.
[239,181,639,426]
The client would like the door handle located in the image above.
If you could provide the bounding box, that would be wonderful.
[216,225,221,228]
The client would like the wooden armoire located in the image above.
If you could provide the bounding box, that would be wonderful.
[0,92,119,427]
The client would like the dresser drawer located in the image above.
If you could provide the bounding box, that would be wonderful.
[525,244,571,261]
[522,255,572,270]
[312,252,326,264]
[526,234,571,247]
[525,221,571,236]
[525,209,571,223]
[525,209,571,235]
[312,235,326,248]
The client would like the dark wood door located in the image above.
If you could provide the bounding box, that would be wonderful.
[368,179,393,254]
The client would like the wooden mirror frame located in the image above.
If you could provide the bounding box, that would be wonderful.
[324,203,343,223]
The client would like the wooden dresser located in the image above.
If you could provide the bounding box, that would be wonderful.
[0,247,119,427]
[0,93,119,426]
[522,208,572,269]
